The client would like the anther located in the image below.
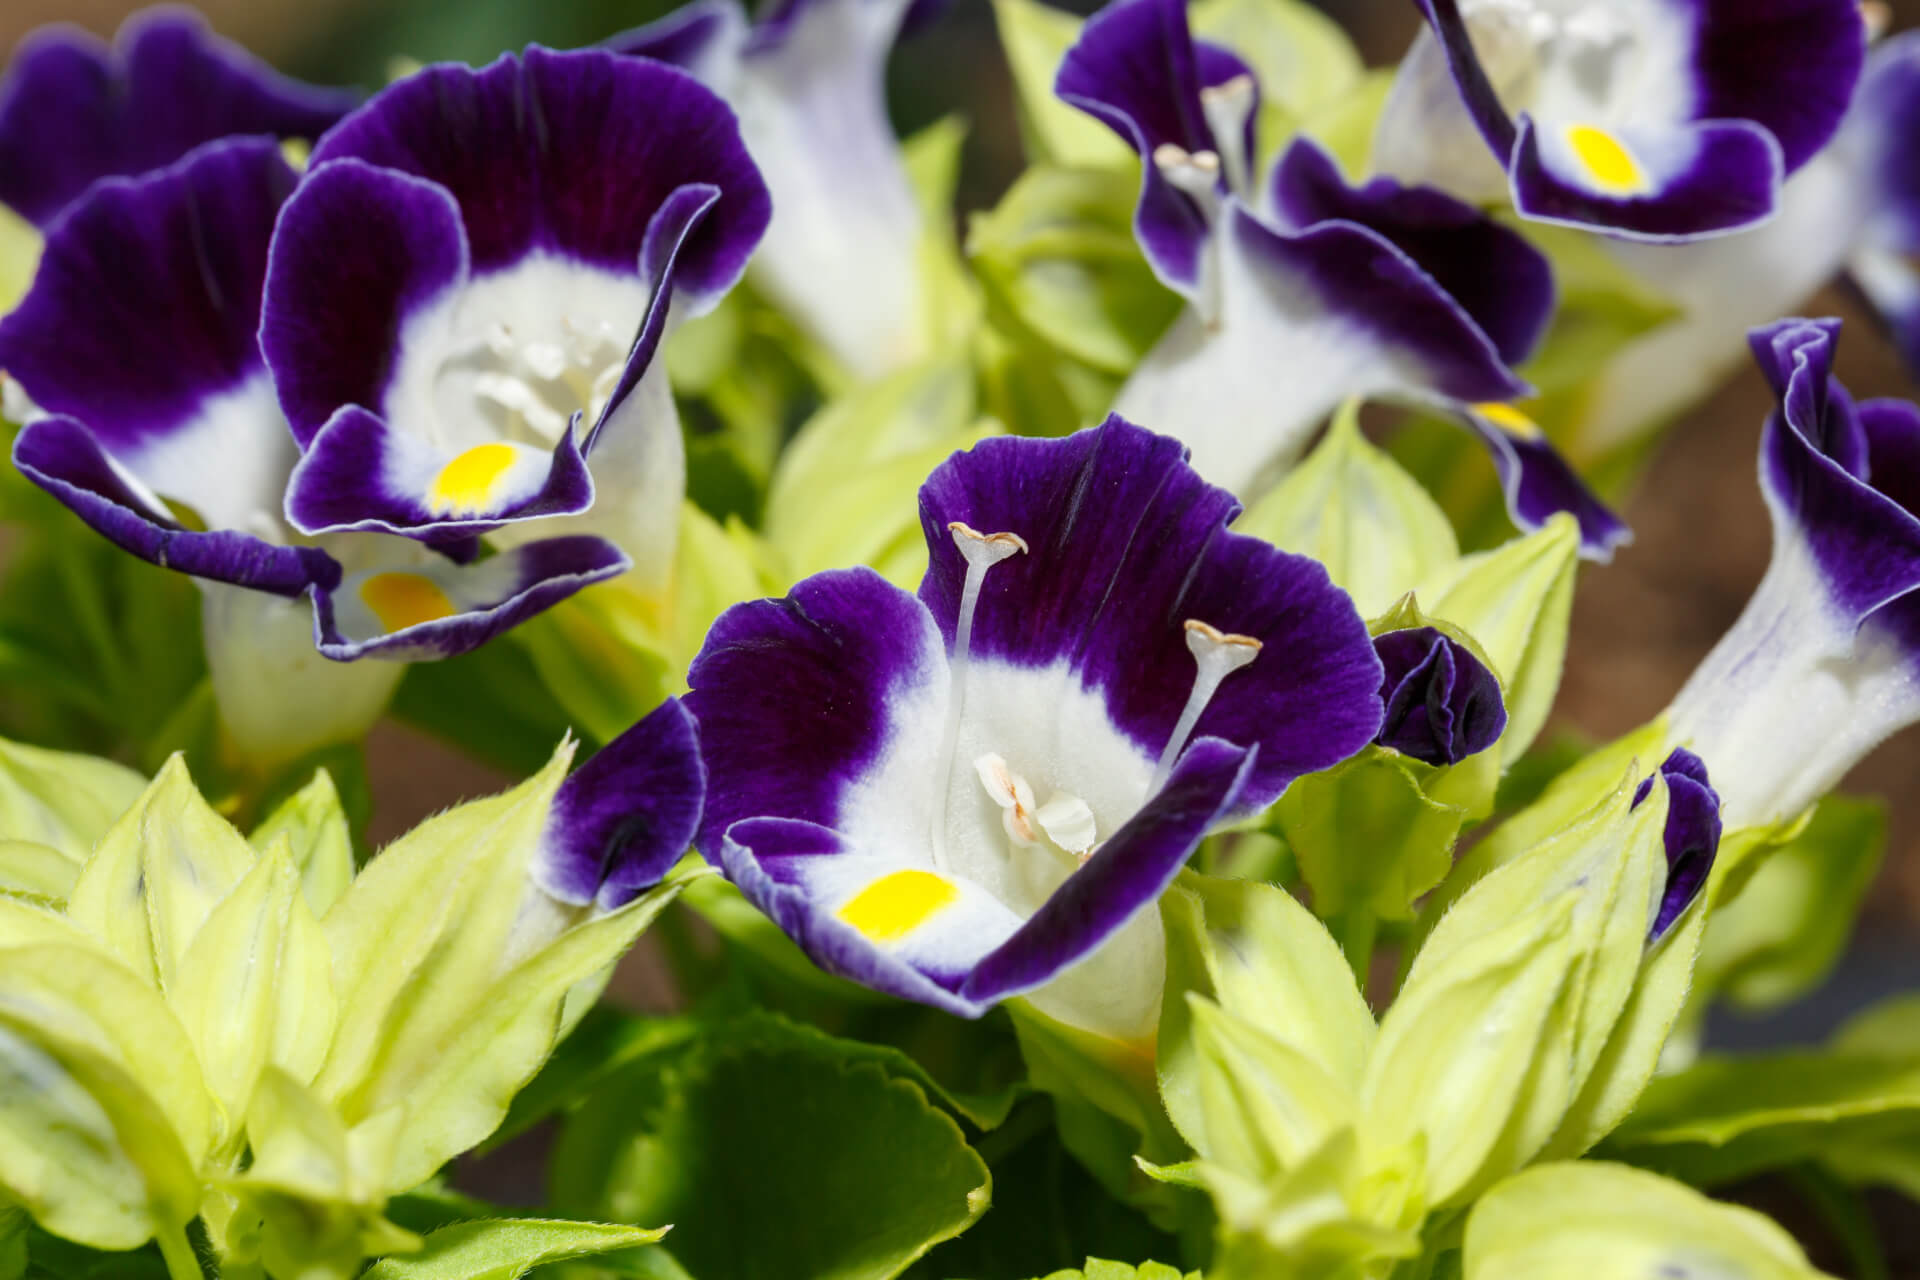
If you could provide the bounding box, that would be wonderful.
[1153,143,1225,205]
[1863,1,1891,39]
[1152,620,1263,791]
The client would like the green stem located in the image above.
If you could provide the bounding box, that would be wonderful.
[1334,910,1377,993]
[154,1223,203,1280]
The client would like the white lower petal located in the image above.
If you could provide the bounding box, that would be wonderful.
[129,373,297,536]
[200,581,402,769]
[1667,530,1920,829]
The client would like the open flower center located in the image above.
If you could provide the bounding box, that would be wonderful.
[434,311,628,448]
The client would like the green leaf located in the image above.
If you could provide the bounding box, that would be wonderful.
[65,755,256,990]
[968,165,1180,377]
[0,841,78,906]
[1237,404,1460,618]
[553,1016,990,1280]
[362,1219,666,1279]
[170,839,336,1153]
[0,944,208,1249]
[0,738,145,861]
[1418,515,1580,760]
[1462,1162,1824,1280]
[1275,747,1465,923]
[1190,0,1362,163]
[248,769,355,918]
[0,205,37,315]
[990,0,1132,168]
[1030,1262,1198,1280]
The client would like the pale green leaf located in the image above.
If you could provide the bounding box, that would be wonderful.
[66,754,256,989]
[364,1219,667,1280]
[1463,1163,1824,1280]
[0,206,38,316]
[1185,997,1353,1179]
[991,0,1132,168]
[0,738,144,862]
[1275,746,1464,921]
[1238,404,1459,618]
[1189,0,1362,120]
[249,769,355,917]
[0,841,78,905]
[1031,1261,1198,1280]
[171,839,336,1152]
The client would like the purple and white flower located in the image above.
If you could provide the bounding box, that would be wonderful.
[607,0,949,377]
[0,6,358,229]
[685,416,1382,1041]
[1667,319,1920,828]
[1374,626,1506,766]
[264,48,770,597]
[0,138,627,762]
[1375,0,1866,241]
[1056,0,1627,559]
[1840,31,1920,382]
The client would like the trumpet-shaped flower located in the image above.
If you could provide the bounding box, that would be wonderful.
[686,416,1382,1042]
[1667,318,1920,828]
[1375,0,1865,241]
[1056,0,1626,559]
[264,48,771,595]
[0,6,357,229]
[0,139,629,762]
[1373,626,1506,766]
[607,0,949,377]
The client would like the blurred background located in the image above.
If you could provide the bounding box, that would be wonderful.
[7,0,1920,1036]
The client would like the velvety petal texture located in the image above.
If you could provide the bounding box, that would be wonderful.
[260,47,768,559]
[1398,0,1864,240]
[0,6,357,227]
[1373,627,1506,766]
[1632,748,1721,942]
[536,698,706,910]
[1667,319,1920,827]
[688,418,1380,1034]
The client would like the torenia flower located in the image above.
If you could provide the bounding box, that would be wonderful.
[686,416,1382,1043]
[1667,318,1920,828]
[0,140,626,766]
[0,6,357,229]
[608,0,949,377]
[1375,0,1865,240]
[265,49,771,600]
[1057,0,1626,559]
[1633,748,1721,942]
[1373,626,1505,767]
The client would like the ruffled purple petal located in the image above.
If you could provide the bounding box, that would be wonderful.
[1055,0,1217,299]
[0,7,358,227]
[1373,627,1506,766]
[1454,406,1633,560]
[0,137,294,503]
[1228,204,1529,407]
[260,158,469,448]
[537,698,705,910]
[13,416,337,597]
[687,566,944,854]
[1751,319,1920,622]
[1511,115,1784,241]
[917,416,1382,812]
[960,734,1252,1005]
[1270,138,1552,367]
[313,534,629,661]
[1633,747,1722,942]
[1684,0,1865,174]
[283,406,593,539]
[308,47,768,302]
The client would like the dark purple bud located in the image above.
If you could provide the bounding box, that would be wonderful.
[1634,747,1723,942]
[1373,626,1506,766]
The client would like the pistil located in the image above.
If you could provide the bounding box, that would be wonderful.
[929,522,1028,871]
[1152,619,1262,791]
[1198,75,1257,200]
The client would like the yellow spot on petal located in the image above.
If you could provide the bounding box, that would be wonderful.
[360,572,456,632]
[1567,124,1647,195]
[1473,402,1544,440]
[836,870,959,943]
[429,442,519,515]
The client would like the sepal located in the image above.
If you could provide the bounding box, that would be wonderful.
[248,768,356,917]
[0,734,145,860]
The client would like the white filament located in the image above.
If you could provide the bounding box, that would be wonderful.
[1152,619,1262,792]
[1199,75,1258,200]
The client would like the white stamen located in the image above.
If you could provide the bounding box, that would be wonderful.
[1151,619,1263,791]
[1863,1,1891,40]
[1035,793,1098,861]
[1199,75,1257,200]
[1154,143,1224,206]
[974,752,1040,845]
[929,523,1028,871]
